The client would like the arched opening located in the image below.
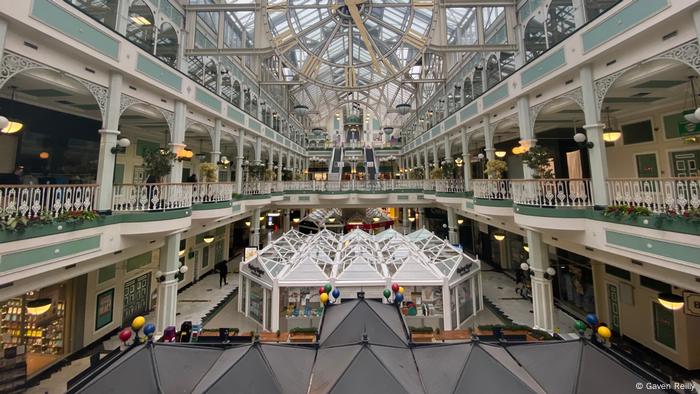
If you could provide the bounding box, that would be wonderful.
[67,0,119,29]
[251,96,258,118]
[463,77,473,104]
[472,71,483,98]
[126,0,155,53]
[221,74,233,103]
[203,59,218,93]
[500,52,515,80]
[155,22,178,67]
[243,89,251,114]
[232,80,241,108]
[486,55,500,89]
[546,0,576,48]
[116,102,171,184]
[184,123,214,183]
[524,16,546,62]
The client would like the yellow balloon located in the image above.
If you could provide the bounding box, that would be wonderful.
[597,326,612,339]
[398,286,405,294]
[320,293,329,303]
[131,316,145,331]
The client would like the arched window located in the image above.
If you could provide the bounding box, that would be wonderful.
[546,0,576,47]
[232,81,241,107]
[243,89,251,113]
[187,56,204,84]
[126,0,155,53]
[472,71,483,97]
[204,59,217,93]
[156,23,178,67]
[584,0,618,22]
[68,0,119,29]
[453,84,462,108]
[463,77,472,104]
[486,55,500,89]
[499,52,515,80]
[221,75,233,102]
[524,17,547,61]
[251,96,258,117]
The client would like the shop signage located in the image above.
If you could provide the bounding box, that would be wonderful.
[247,263,265,278]
[456,263,472,276]
[244,247,258,261]
[684,292,700,317]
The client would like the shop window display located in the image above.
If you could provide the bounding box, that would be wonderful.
[249,282,264,324]
[553,250,595,317]
[0,284,66,379]
[457,280,474,326]
[281,288,322,319]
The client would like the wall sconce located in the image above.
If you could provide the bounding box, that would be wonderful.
[178,248,186,258]
[203,235,215,244]
[573,132,594,149]
[111,138,131,154]
[495,150,507,158]
[245,221,251,227]
[658,292,684,310]
[523,244,529,253]
[156,266,188,282]
[457,218,464,225]
[544,267,556,280]
[493,232,505,241]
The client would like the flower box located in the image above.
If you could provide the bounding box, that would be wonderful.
[411,333,434,343]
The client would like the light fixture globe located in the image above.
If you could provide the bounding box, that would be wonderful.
[203,235,215,244]
[573,132,587,143]
[658,292,684,310]
[396,103,411,115]
[179,265,189,274]
[602,128,622,142]
[493,233,505,241]
[684,112,700,124]
[383,127,394,135]
[293,104,309,116]
[495,150,507,158]
[546,267,556,276]
[520,262,530,271]
[0,116,9,130]
[117,138,131,148]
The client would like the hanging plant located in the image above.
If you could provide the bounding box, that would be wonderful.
[199,163,219,182]
[142,148,177,182]
[264,168,276,181]
[521,146,554,179]
[411,167,424,180]
[441,162,456,179]
[484,159,507,179]
[430,167,444,179]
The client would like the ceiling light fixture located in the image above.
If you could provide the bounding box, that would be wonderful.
[658,292,684,310]
[26,298,52,316]
[130,16,152,25]
[203,236,215,244]
[603,107,622,142]
[495,150,507,158]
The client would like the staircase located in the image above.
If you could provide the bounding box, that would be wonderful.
[364,147,378,180]
[328,147,343,181]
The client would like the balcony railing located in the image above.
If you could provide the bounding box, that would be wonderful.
[472,179,511,200]
[435,179,465,193]
[112,183,192,212]
[0,184,98,220]
[606,177,700,214]
[192,182,235,204]
[242,180,443,193]
[242,181,272,195]
[511,179,593,208]
[422,180,436,191]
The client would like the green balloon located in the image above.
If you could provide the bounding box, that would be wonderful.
[383,289,391,299]
[574,320,586,331]
[324,283,333,293]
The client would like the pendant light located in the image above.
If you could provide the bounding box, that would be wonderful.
[26,298,52,316]
[602,107,621,143]
[658,292,684,311]
[1,86,24,134]
[683,76,700,124]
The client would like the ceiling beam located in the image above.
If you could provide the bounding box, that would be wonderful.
[258,80,307,85]
[443,0,516,6]
[184,48,274,56]
[427,44,518,53]
[184,4,256,11]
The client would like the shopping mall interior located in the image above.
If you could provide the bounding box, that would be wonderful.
[0,0,699,392]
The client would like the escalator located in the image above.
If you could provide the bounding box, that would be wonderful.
[364,147,378,180]
[328,147,343,181]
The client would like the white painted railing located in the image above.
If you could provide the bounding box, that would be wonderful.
[243,180,445,193]
[0,184,98,219]
[112,183,193,212]
[192,182,234,204]
[242,181,271,195]
[422,180,436,191]
[472,179,511,200]
[511,179,593,207]
[606,177,700,214]
[435,179,464,193]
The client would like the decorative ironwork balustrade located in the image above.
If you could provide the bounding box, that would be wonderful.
[112,183,192,212]
[242,181,272,195]
[606,177,700,214]
[0,184,98,219]
[435,179,465,193]
[511,179,592,207]
[472,179,512,200]
[191,182,235,204]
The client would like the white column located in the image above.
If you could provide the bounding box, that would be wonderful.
[423,147,430,180]
[277,150,283,181]
[526,231,555,332]
[251,208,261,247]
[447,207,458,244]
[268,147,274,170]
[432,143,439,166]
[0,18,8,61]
[483,115,495,161]
[580,65,609,206]
[418,207,426,229]
[210,119,222,166]
[442,281,452,330]
[571,0,586,28]
[461,130,472,191]
[444,135,452,163]
[235,130,245,194]
[271,280,280,332]
[95,71,122,211]
[402,207,409,234]
[283,209,291,232]
[156,233,181,333]
[694,8,700,39]
[168,101,186,183]
[517,95,536,179]
[254,136,262,164]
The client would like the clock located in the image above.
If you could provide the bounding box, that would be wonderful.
[266,0,435,91]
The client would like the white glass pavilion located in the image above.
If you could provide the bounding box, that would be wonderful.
[239,228,481,332]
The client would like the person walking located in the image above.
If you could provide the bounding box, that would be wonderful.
[216,260,229,288]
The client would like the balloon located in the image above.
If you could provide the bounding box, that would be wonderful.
[585,313,598,326]
[118,328,132,342]
[131,316,145,331]
[383,289,391,299]
[320,293,329,303]
[574,320,586,332]
[143,323,156,337]
[319,287,325,295]
[394,293,404,304]
[398,286,405,294]
[597,326,612,339]
[391,283,400,293]
[324,283,333,293]
[332,288,340,298]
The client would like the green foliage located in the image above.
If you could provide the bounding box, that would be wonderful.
[441,162,456,179]
[411,167,424,180]
[430,167,443,179]
[408,326,434,334]
[604,205,652,218]
[293,171,305,181]
[484,159,507,179]
[662,207,700,222]
[143,148,176,181]
[249,163,267,181]
[521,146,555,179]
[264,169,276,181]
[199,163,219,182]
[0,210,101,233]
[289,327,318,335]
[477,324,530,331]
[529,329,554,340]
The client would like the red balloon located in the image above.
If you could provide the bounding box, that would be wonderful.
[118,328,132,342]
[391,283,400,293]
[319,287,325,295]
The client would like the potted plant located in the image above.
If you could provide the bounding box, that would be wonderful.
[199,162,219,182]
[289,327,317,342]
[484,159,507,179]
[411,167,424,180]
[441,161,456,179]
[142,147,177,183]
[430,167,443,179]
[521,146,554,179]
[409,326,434,343]
[264,168,276,181]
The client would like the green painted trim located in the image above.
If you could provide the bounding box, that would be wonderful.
[474,198,513,207]
[227,105,245,124]
[482,84,509,108]
[465,201,474,209]
[593,212,700,236]
[136,54,182,91]
[192,201,233,210]
[232,204,241,212]
[98,264,116,283]
[126,251,152,272]
[31,0,119,59]
[582,0,668,52]
[0,235,100,272]
[298,196,310,201]
[459,103,477,121]
[195,87,222,112]
[513,204,589,218]
[605,230,700,265]
[423,190,436,195]
[436,192,471,198]
[248,118,262,132]
[115,209,191,223]
[521,48,566,87]
[397,195,409,201]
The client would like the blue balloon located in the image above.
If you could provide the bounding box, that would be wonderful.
[143,323,156,337]
[394,293,404,304]
[331,288,340,299]
[585,313,598,326]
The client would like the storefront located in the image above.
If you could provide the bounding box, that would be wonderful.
[551,248,595,318]
[239,228,482,332]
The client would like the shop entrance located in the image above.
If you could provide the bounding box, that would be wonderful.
[122,273,151,326]
[671,150,699,177]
